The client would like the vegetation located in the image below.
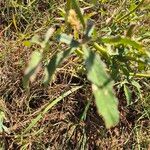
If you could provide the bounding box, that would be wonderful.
[0,0,150,149]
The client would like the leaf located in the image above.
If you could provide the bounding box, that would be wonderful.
[84,19,95,38]
[123,84,132,105]
[83,45,119,128]
[131,80,142,99]
[83,45,109,87]
[31,35,41,45]
[23,51,42,89]
[57,33,80,47]
[0,111,5,133]
[71,0,85,28]
[44,27,55,44]
[2,125,10,134]
[125,24,136,38]
[23,86,82,134]
[12,14,18,32]
[0,111,10,134]
[101,36,143,50]
[92,84,119,128]
[43,48,74,85]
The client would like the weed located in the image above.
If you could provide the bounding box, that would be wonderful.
[0,0,150,149]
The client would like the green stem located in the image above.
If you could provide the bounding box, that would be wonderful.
[93,42,109,59]
[116,0,144,22]
[129,73,150,78]
[93,43,146,64]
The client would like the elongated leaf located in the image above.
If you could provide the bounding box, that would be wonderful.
[44,27,55,44]
[31,35,41,45]
[23,86,82,134]
[23,51,42,89]
[83,45,119,128]
[131,80,142,99]
[57,33,80,47]
[72,0,85,28]
[92,84,119,128]
[0,111,5,133]
[0,111,10,134]
[101,36,143,50]
[123,84,132,105]
[83,45,109,87]
[85,19,95,38]
[43,48,74,85]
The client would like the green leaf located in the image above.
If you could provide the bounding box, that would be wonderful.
[23,86,82,134]
[125,24,136,38]
[83,45,109,87]
[123,84,132,105]
[57,33,80,47]
[0,111,5,133]
[84,19,95,38]
[83,45,119,128]
[0,111,10,134]
[101,36,143,50]
[71,0,85,28]
[92,84,119,128]
[131,80,142,99]
[23,51,42,89]
[43,48,74,85]
[44,27,55,44]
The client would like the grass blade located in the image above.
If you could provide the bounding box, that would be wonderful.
[116,0,144,22]
[23,86,82,134]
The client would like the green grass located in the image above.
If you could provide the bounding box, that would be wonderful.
[0,0,150,149]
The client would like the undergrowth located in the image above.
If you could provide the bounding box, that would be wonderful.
[0,0,150,149]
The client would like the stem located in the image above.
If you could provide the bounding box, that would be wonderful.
[93,42,109,59]
[93,43,146,64]
[116,0,144,22]
[129,73,150,78]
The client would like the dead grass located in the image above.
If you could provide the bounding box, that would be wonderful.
[0,38,149,149]
[0,0,150,149]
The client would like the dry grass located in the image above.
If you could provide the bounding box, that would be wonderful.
[0,0,150,149]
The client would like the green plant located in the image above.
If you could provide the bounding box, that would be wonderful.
[23,0,150,129]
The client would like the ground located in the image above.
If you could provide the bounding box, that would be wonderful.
[0,0,150,149]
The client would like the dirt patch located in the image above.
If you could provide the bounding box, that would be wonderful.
[0,39,149,149]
